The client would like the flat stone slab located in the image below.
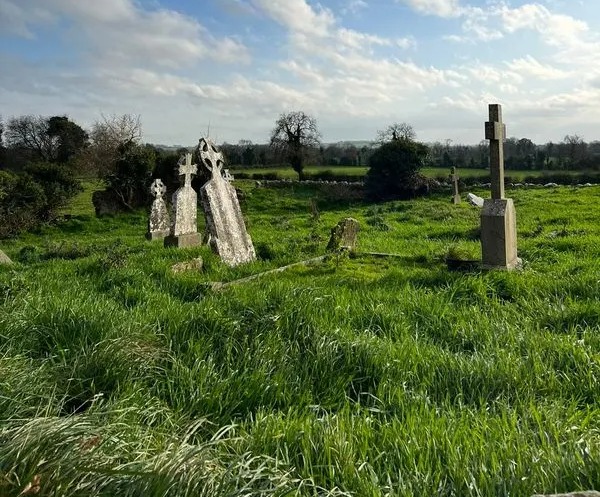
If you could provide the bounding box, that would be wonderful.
[532,492,600,497]
[0,249,13,265]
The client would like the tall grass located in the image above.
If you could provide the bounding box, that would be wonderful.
[0,182,599,495]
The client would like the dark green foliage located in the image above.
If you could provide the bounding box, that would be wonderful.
[46,115,89,164]
[365,138,430,200]
[102,142,155,210]
[25,162,83,220]
[0,163,81,237]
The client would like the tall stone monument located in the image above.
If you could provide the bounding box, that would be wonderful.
[198,138,256,266]
[164,153,201,248]
[481,104,520,270]
[146,178,170,240]
[450,167,461,204]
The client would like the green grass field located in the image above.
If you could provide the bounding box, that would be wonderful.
[231,165,596,183]
[1,181,599,496]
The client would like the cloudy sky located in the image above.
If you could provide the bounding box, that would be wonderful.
[1,0,599,146]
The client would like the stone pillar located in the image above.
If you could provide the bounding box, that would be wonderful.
[451,167,461,204]
[481,104,520,270]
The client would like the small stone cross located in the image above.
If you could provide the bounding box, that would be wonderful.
[450,166,460,204]
[150,178,166,199]
[485,104,507,199]
[178,153,197,188]
[198,138,224,177]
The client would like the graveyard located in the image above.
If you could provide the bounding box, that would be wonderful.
[1,117,600,495]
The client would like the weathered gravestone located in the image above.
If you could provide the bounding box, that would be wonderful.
[481,104,520,270]
[146,178,170,241]
[164,153,202,248]
[450,167,461,204]
[327,218,360,252]
[198,138,256,266]
[0,249,13,265]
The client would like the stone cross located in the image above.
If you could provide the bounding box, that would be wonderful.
[150,178,167,199]
[480,103,520,270]
[164,154,201,247]
[178,153,197,188]
[199,139,224,177]
[485,104,506,199]
[450,166,460,204]
[146,178,170,241]
[198,137,256,266]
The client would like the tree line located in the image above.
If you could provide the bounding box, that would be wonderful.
[1,111,599,238]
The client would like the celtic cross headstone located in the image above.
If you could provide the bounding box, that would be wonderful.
[146,178,170,240]
[198,137,255,266]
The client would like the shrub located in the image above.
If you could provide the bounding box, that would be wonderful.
[365,139,429,200]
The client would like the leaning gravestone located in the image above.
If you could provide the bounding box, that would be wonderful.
[164,153,202,248]
[481,104,520,270]
[198,138,256,266]
[146,178,170,241]
[450,166,461,204]
[0,249,13,265]
[327,218,360,252]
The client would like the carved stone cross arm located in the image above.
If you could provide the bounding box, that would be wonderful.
[178,153,197,187]
[198,138,225,178]
[485,103,506,200]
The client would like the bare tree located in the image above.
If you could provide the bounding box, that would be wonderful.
[270,111,321,179]
[376,122,416,144]
[5,115,58,161]
[83,114,142,176]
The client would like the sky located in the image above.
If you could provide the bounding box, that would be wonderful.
[1,0,600,146]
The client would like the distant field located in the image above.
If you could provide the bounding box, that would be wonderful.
[231,165,593,182]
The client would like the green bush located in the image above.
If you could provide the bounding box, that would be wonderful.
[0,163,81,238]
[365,139,429,200]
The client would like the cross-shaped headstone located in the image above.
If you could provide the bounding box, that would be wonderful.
[150,178,166,199]
[178,153,197,188]
[198,138,224,177]
[485,104,507,199]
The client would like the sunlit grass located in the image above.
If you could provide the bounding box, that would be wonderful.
[1,182,599,495]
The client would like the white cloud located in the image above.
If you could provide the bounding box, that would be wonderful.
[396,0,462,18]
[505,55,571,80]
[344,0,368,15]
[0,0,251,68]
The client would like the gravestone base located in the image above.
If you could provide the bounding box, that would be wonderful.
[146,229,170,241]
[480,198,520,270]
[452,194,461,204]
[164,233,202,248]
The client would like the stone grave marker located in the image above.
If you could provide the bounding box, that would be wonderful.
[146,178,170,240]
[327,218,360,252]
[480,104,520,270]
[164,153,202,248]
[198,138,256,266]
[223,169,234,182]
[450,167,461,204]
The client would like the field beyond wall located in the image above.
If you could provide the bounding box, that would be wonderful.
[1,181,599,496]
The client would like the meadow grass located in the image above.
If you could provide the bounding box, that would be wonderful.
[230,165,597,183]
[0,181,599,496]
